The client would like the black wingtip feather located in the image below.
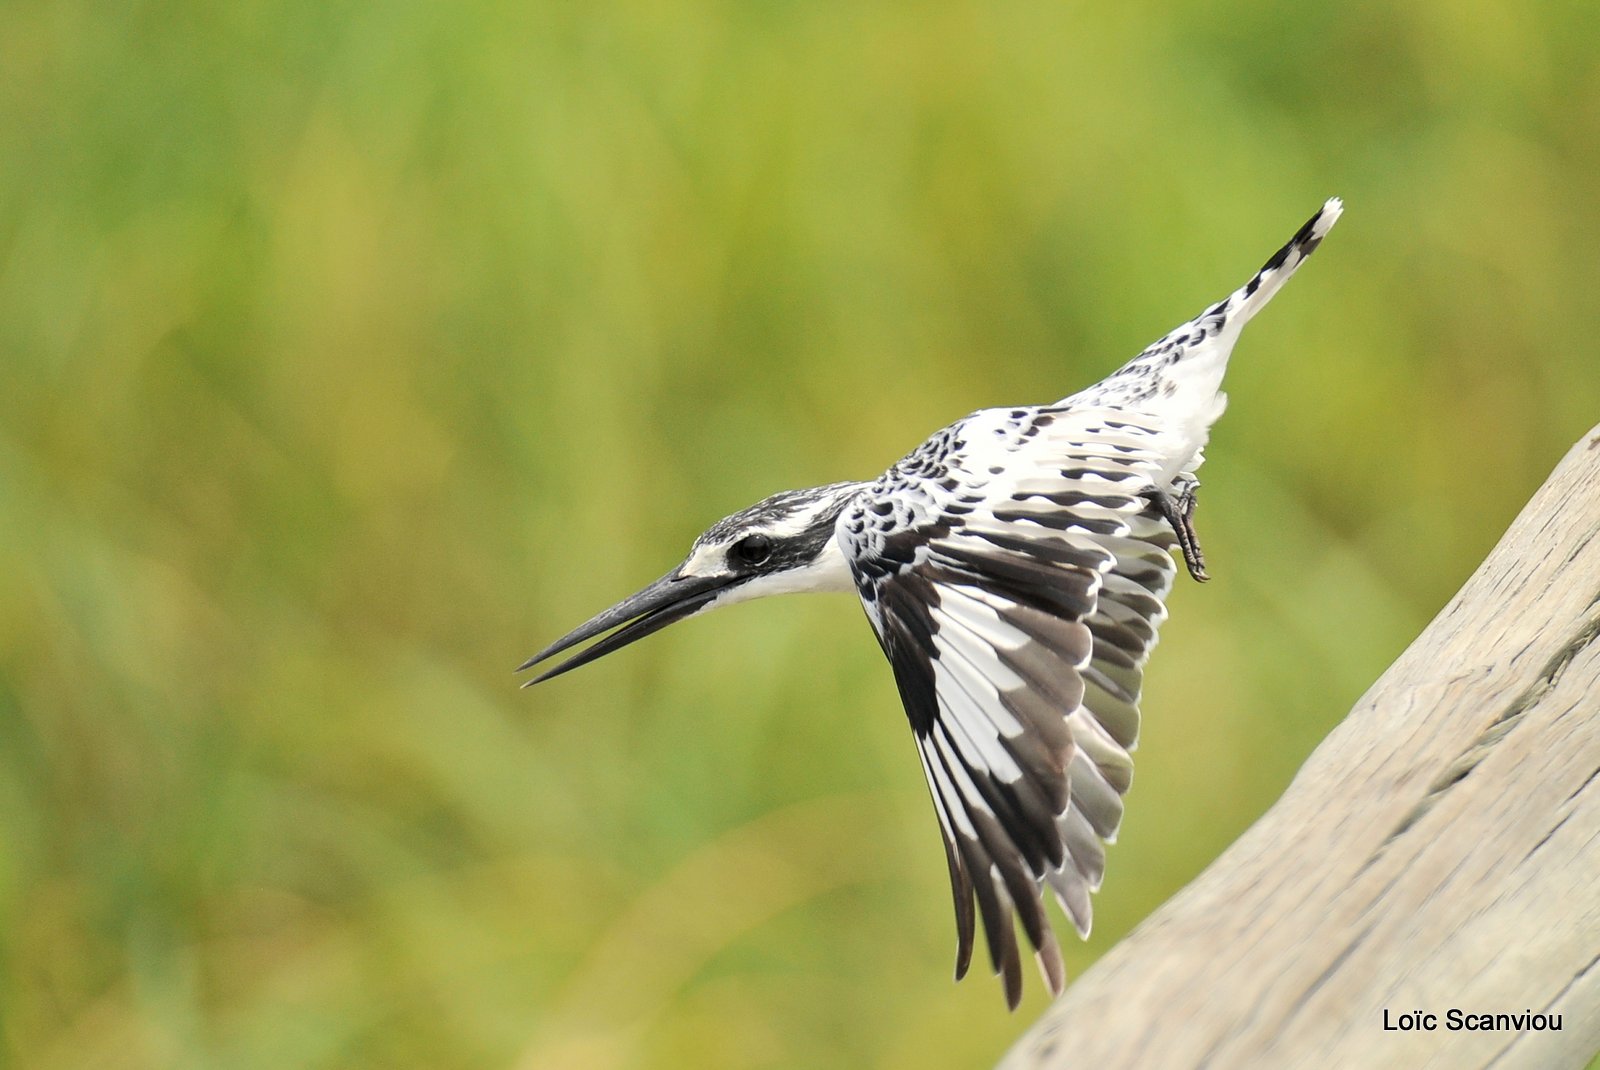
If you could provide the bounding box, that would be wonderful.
[941,832,976,981]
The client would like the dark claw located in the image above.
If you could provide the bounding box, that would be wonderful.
[1147,484,1210,583]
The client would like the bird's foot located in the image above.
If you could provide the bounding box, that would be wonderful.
[1148,483,1209,583]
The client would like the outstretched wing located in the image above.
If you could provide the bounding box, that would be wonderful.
[837,406,1180,1008]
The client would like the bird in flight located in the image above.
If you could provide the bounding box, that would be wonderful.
[520,199,1343,1007]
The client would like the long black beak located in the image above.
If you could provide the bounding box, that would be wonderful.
[517,568,735,686]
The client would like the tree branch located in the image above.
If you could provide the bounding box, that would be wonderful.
[1000,425,1600,1070]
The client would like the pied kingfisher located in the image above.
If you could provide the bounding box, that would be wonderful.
[521,200,1343,1007]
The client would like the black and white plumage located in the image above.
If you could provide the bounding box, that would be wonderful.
[521,199,1343,1007]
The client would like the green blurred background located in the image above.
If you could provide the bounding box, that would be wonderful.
[3,1,1598,1067]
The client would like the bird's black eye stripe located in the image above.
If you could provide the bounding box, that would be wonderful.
[730,533,773,566]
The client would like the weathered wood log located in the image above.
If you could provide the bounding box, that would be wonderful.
[999,426,1600,1070]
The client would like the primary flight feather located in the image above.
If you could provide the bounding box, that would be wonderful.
[521,199,1343,1007]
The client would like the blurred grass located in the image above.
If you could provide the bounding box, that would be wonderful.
[3,0,1599,1066]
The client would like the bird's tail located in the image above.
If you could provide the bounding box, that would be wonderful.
[1060,199,1342,477]
[1216,197,1343,334]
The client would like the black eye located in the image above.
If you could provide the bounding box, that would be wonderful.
[730,534,773,567]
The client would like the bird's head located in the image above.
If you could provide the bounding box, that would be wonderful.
[519,481,867,685]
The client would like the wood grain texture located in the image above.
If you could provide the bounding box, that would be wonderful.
[999,426,1600,1070]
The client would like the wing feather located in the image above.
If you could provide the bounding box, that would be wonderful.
[840,407,1178,1007]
